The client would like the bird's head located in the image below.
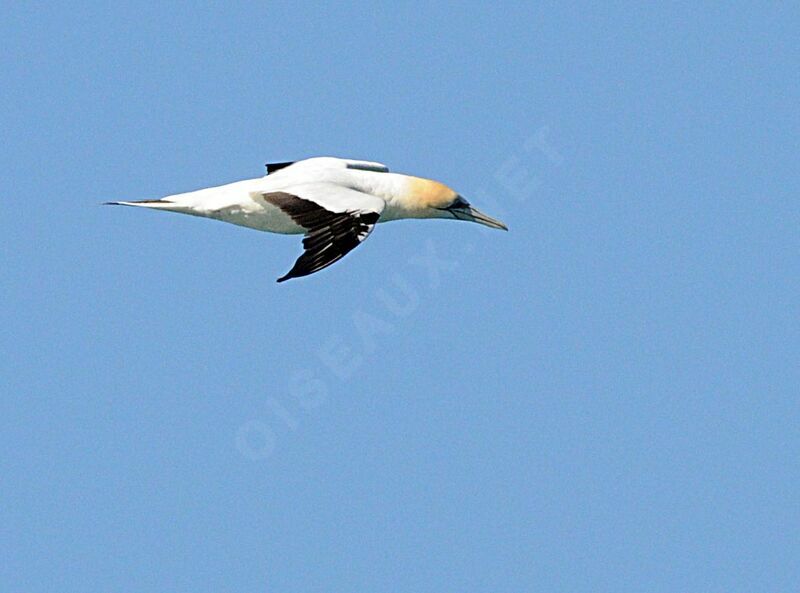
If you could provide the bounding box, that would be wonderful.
[405,177,508,230]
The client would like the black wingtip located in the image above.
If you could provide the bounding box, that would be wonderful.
[266,161,295,175]
[276,268,303,283]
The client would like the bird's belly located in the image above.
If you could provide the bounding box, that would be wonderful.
[211,203,305,235]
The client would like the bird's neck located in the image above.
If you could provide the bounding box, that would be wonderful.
[351,173,452,220]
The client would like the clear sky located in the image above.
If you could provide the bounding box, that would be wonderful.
[2,3,798,592]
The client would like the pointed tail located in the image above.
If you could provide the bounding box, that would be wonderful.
[103,199,177,209]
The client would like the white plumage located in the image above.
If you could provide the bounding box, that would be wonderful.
[108,156,507,282]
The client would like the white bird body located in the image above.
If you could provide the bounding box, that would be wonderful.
[108,156,506,282]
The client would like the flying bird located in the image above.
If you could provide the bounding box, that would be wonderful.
[107,157,507,282]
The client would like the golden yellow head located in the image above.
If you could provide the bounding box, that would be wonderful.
[406,177,459,210]
[402,176,508,230]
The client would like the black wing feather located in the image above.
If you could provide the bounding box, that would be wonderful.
[262,192,380,282]
[265,161,295,174]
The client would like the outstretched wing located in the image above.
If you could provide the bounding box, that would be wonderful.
[260,184,385,282]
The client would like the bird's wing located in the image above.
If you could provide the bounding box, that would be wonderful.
[258,183,385,282]
[265,157,389,176]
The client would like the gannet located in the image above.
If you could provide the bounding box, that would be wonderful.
[107,157,507,282]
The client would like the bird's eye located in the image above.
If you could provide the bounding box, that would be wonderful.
[449,197,469,210]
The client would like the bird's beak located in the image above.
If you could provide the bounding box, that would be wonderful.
[454,205,508,231]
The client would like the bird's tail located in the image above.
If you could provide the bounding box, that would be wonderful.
[104,199,179,210]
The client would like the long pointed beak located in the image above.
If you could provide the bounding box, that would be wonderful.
[457,206,508,231]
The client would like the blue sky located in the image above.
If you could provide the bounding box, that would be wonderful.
[2,3,798,592]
